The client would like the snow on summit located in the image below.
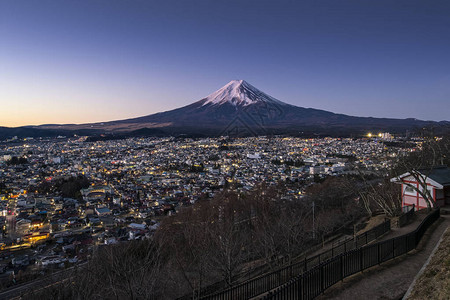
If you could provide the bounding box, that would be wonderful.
[202,80,285,107]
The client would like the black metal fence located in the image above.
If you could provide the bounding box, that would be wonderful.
[398,204,415,227]
[306,220,391,268]
[264,208,440,300]
[199,220,391,300]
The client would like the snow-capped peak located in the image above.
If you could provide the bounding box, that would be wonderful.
[202,80,285,107]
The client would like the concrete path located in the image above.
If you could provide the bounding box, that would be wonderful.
[316,212,450,300]
[379,212,427,241]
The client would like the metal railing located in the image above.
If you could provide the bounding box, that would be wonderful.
[306,220,391,268]
[199,220,391,300]
[264,208,440,300]
[398,204,415,227]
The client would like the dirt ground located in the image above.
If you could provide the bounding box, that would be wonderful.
[406,227,450,300]
[357,214,387,234]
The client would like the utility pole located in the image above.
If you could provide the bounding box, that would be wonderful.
[312,201,315,239]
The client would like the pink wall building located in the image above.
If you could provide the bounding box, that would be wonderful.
[391,166,450,210]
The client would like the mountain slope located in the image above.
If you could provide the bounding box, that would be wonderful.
[27,79,445,137]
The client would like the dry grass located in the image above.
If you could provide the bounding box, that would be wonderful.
[407,227,450,300]
[356,214,387,235]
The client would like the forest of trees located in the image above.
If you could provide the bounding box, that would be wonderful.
[30,175,90,200]
[6,156,28,165]
[28,179,364,299]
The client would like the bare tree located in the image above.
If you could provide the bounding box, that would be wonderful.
[24,240,166,300]
[249,184,309,267]
[358,179,402,217]
[205,191,251,287]
[276,201,309,264]
[157,202,216,299]
[391,136,450,211]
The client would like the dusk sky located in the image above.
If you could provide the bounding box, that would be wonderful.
[1,0,450,127]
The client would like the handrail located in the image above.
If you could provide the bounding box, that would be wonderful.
[199,219,391,300]
[265,208,440,300]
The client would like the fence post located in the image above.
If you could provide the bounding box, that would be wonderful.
[304,257,307,272]
[360,248,363,272]
[340,255,344,281]
[414,230,418,248]
[378,242,381,265]
[246,279,250,299]
[392,238,395,258]
[299,275,303,300]
[404,234,407,254]
[321,264,324,294]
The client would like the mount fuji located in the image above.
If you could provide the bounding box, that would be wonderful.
[24,80,444,138]
[201,79,285,107]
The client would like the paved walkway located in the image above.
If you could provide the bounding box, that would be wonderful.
[316,212,450,300]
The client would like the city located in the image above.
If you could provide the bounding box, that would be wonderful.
[0,134,415,287]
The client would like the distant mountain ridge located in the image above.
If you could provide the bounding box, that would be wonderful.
[1,80,448,139]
